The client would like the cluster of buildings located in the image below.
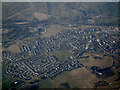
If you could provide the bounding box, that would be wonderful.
[3,26,119,81]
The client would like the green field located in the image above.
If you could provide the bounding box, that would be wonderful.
[52,50,73,61]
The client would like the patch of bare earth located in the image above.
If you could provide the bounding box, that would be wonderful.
[34,12,50,21]
[7,41,21,53]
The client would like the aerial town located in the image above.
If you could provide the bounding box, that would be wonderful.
[2,2,120,89]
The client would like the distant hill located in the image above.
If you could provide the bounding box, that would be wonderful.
[2,2,118,25]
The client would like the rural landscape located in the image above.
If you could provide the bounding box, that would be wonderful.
[2,2,120,89]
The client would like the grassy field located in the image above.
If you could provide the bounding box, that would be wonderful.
[2,63,13,89]
[51,50,73,61]
[22,52,29,58]
[79,53,113,69]
[17,65,98,88]
[7,44,21,53]
[41,24,71,38]
[2,35,9,42]
[31,67,98,88]
[3,40,22,54]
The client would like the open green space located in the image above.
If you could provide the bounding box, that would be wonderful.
[22,52,29,58]
[52,50,73,61]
